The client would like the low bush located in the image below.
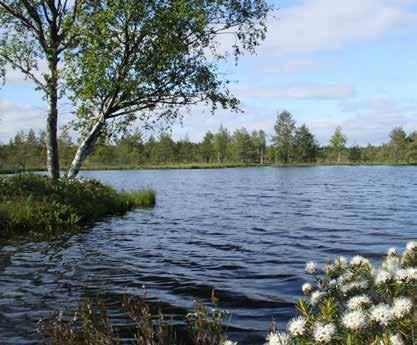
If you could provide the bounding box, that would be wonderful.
[38,290,230,345]
[0,174,155,238]
[266,241,417,345]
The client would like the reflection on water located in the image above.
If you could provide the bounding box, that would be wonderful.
[1,166,417,344]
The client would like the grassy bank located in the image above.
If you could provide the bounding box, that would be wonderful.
[0,174,155,238]
[76,162,417,170]
[1,162,417,175]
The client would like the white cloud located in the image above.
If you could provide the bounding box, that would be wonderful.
[0,99,75,143]
[263,0,417,54]
[3,59,49,85]
[0,100,46,142]
[308,97,417,145]
[235,83,355,100]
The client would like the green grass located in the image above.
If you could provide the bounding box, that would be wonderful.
[0,174,155,239]
[79,162,264,170]
[0,167,45,174]
[1,162,417,175]
[119,189,156,208]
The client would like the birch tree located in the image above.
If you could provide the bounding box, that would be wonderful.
[65,0,270,178]
[0,0,83,179]
[330,126,347,163]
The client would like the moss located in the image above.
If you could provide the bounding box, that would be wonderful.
[0,174,155,239]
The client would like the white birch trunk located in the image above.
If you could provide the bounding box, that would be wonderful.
[67,116,106,179]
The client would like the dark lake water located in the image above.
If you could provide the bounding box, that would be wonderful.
[1,166,417,344]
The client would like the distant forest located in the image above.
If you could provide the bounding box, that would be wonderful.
[1,111,417,170]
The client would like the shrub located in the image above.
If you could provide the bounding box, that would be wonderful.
[38,290,231,345]
[265,241,417,345]
[0,174,155,238]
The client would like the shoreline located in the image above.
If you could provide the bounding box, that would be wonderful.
[1,162,417,174]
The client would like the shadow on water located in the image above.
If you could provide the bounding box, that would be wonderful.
[1,166,417,344]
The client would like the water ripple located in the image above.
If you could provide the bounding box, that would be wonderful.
[1,166,417,344]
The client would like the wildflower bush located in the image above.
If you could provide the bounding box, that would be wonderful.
[265,241,417,345]
[0,174,155,238]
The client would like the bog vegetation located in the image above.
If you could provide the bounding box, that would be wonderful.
[0,174,155,238]
[1,111,417,173]
[39,242,417,345]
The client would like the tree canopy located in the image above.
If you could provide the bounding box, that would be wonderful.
[0,0,270,179]
[0,0,84,179]
[329,126,347,162]
[64,0,269,178]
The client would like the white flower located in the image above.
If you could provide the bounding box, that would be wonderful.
[328,279,338,288]
[347,295,371,310]
[335,256,348,269]
[350,255,370,268]
[389,334,404,345]
[338,272,354,284]
[302,283,313,295]
[313,323,336,343]
[387,247,398,256]
[392,297,412,319]
[382,256,401,274]
[406,241,417,251]
[396,268,417,283]
[342,310,367,331]
[375,270,392,285]
[287,316,307,336]
[265,332,289,345]
[311,291,326,305]
[370,303,392,326]
[340,280,368,294]
[324,264,334,275]
[305,261,317,274]
[223,341,238,345]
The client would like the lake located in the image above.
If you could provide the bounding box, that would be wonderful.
[1,166,416,344]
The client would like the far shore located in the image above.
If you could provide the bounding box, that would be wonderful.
[1,162,417,175]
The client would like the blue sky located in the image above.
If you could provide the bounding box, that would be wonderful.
[1,0,417,145]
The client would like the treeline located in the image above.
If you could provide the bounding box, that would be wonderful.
[1,111,417,170]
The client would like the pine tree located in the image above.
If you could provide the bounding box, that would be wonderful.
[273,111,296,163]
[214,126,231,164]
[293,124,318,163]
[389,127,407,163]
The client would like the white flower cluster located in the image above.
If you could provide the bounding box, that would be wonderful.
[370,303,392,326]
[346,295,371,310]
[277,241,417,345]
[392,297,412,319]
[342,309,367,331]
[406,241,417,251]
[265,331,290,345]
[287,316,307,336]
[350,255,371,268]
[305,261,317,274]
[313,323,336,343]
[245,242,417,345]
[395,267,417,283]
[222,341,238,345]
[310,291,327,305]
[374,269,392,285]
[302,282,312,295]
